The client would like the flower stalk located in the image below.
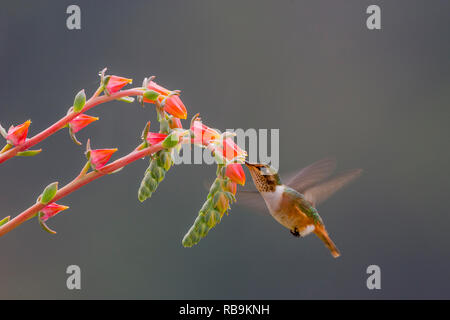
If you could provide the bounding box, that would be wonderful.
[0,142,165,237]
[0,88,145,164]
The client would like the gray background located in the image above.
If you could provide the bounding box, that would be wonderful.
[0,0,449,299]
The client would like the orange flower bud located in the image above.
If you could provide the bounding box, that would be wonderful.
[89,148,117,169]
[69,114,99,133]
[223,180,237,195]
[6,120,31,146]
[105,75,132,94]
[213,192,229,214]
[40,203,69,222]
[225,163,246,185]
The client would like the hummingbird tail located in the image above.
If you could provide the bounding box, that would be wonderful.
[315,228,341,258]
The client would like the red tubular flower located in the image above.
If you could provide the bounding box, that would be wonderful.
[225,163,246,185]
[162,95,187,119]
[168,117,183,129]
[105,75,132,94]
[40,203,69,222]
[146,132,168,145]
[190,120,221,145]
[147,80,171,96]
[69,114,99,133]
[219,138,246,160]
[89,148,118,169]
[6,120,31,146]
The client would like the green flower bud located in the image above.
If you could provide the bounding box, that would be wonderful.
[158,150,172,171]
[208,178,222,197]
[162,132,179,149]
[213,192,229,214]
[159,119,170,134]
[152,166,165,182]
[138,171,158,202]
[205,209,221,229]
[200,198,213,213]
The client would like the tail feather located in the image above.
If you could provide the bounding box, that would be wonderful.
[315,228,340,258]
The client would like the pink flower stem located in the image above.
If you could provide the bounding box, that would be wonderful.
[0,142,164,238]
[0,88,144,164]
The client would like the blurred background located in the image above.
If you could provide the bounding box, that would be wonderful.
[0,0,449,299]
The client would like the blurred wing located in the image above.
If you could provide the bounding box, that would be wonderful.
[285,157,337,193]
[236,190,269,213]
[304,169,363,206]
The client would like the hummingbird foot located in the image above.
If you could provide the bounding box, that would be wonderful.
[290,227,301,238]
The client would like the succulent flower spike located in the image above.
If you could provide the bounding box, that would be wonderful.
[146,132,168,145]
[69,114,99,133]
[87,148,118,170]
[225,163,246,186]
[162,95,187,119]
[105,75,132,94]
[190,120,221,145]
[182,163,238,248]
[39,203,69,222]
[6,120,31,146]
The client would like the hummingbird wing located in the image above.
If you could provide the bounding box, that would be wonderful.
[285,157,337,193]
[304,169,363,206]
[236,190,269,213]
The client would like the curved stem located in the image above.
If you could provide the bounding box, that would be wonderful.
[0,142,164,237]
[0,88,144,164]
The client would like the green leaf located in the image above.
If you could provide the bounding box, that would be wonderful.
[0,216,10,227]
[38,213,57,234]
[40,182,58,205]
[16,149,42,157]
[141,121,151,141]
[68,127,82,146]
[73,89,86,113]
[117,96,135,103]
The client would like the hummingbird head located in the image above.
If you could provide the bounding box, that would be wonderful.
[244,161,281,192]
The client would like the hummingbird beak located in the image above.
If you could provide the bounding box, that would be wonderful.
[244,160,255,167]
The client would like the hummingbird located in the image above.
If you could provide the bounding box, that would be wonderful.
[241,158,362,258]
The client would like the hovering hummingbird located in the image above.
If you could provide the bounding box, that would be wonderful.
[241,158,362,258]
